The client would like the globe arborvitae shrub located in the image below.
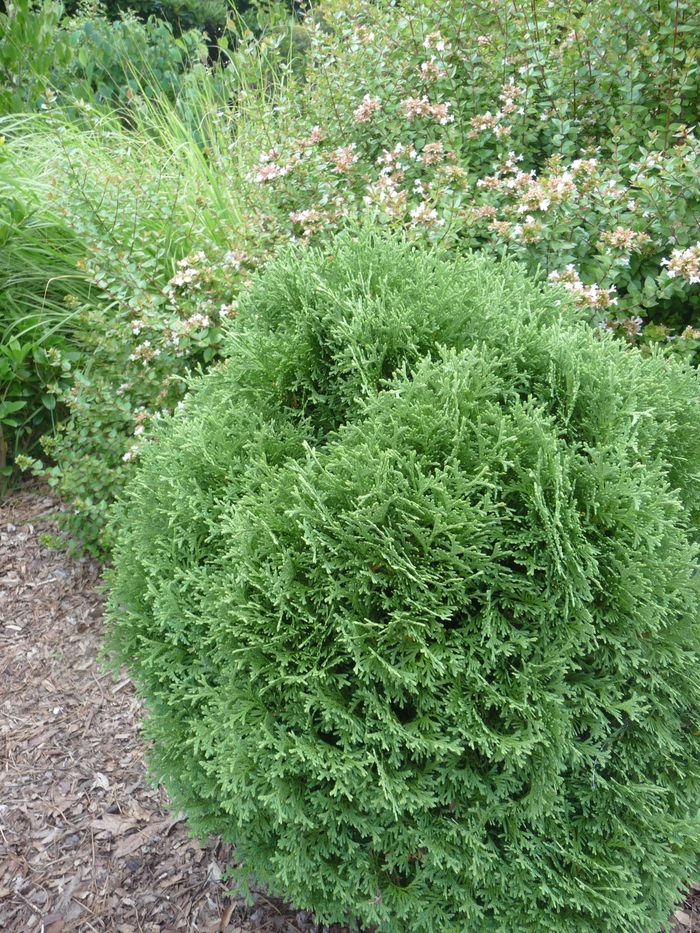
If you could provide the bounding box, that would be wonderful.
[106,229,700,933]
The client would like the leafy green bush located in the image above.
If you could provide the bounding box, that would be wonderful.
[0,0,72,113]
[0,0,235,117]
[106,230,700,933]
[129,0,228,37]
[56,8,208,109]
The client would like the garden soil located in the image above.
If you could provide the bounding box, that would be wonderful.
[1,482,698,933]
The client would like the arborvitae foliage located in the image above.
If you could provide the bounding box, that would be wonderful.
[106,229,700,933]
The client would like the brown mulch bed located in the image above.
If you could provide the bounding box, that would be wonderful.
[0,483,336,933]
[1,481,699,933]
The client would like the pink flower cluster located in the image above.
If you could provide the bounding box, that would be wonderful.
[249,146,294,184]
[489,220,513,239]
[468,112,513,140]
[470,112,499,133]
[410,202,444,228]
[499,83,523,105]
[476,167,533,192]
[353,95,382,124]
[436,164,468,186]
[182,312,211,332]
[168,252,208,289]
[223,249,250,272]
[252,162,290,183]
[571,157,599,175]
[298,126,325,147]
[601,316,644,337]
[422,32,449,52]
[420,142,445,166]
[400,97,453,125]
[159,312,212,354]
[565,157,602,194]
[332,145,359,173]
[289,208,326,238]
[661,244,700,284]
[467,85,524,138]
[363,174,407,219]
[516,173,576,213]
[489,215,542,243]
[377,142,416,176]
[623,317,644,337]
[477,157,577,214]
[548,265,618,310]
[128,340,160,364]
[473,204,497,220]
[419,58,448,82]
[599,227,651,251]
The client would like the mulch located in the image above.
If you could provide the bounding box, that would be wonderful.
[1,481,698,933]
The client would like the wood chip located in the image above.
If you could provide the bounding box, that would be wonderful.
[111,678,131,694]
[45,922,65,933]
[90,815,138,837]
[113,832,148,860]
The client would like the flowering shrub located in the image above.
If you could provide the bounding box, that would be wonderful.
[106,230,700,933]
[37,238,245,550]
[224,0,700,360]
[663,244,700,284]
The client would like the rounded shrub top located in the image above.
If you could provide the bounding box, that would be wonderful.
[107,229,700,933]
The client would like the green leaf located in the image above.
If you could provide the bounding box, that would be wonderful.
[0,399,27,418]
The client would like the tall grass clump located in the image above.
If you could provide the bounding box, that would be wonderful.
[0,140,98,486]
[106,229,700,933]
[0,93,246,543]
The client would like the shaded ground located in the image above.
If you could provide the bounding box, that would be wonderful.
[1,481,699,932]
[0,483,340,933]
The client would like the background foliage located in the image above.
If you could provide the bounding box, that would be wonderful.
[1,0,700,546]
[4,0,700,551]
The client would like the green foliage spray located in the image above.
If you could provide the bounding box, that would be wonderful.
[106,229,700,933]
